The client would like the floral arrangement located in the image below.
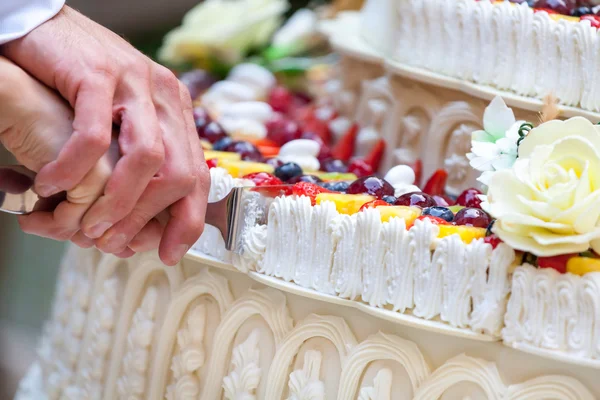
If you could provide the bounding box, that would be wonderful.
[468,96,600,275]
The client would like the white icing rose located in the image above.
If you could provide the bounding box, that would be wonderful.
[485,117,600,256]
[384,165,420,197]
[278,139,321,172]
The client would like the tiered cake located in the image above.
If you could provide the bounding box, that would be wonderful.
[16,1,600,399]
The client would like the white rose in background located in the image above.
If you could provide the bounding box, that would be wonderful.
[467,96,524,187]
[159,0,289,66]
[484,117,600,257]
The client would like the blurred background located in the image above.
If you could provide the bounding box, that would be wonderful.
[0,0,314,398]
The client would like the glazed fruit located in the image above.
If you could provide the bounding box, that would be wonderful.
[206,158,218,169]
[416,215,450,226]
[394,192,437,208]
[422,206,454,222]
[422,169,448,196]
[321,158,348,173]
[268,86,294,114]
[292,182,332,205]
[219,160,274,177]
[347,176,395,198]
[203,150,241,161]
[484,234,502,249]
[539,253,578,274]
[449,205,465,214]
[201,122,228,144]
[265,158,284,169]
[274,162,303,182]
[382,195,397,204]
[347,158,374,178]
[288,175,323,184]
[566,256,600,276]
[359,200,389,212]
[243,172,283,186]
[313,172,357,182]
[213,137,234,151]
[437,225,487,244]
[453,207,492,228]
[267,118,303,146]
[456,188,483,209]
[225,141,263,162]
[377,206,421,224]
[321,181,351,193]
[533,0,576,15]
[572,6,592,16]
[316,193,376,214]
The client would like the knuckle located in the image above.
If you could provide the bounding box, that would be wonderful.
[135,141,165,170]
[80,125,111,151]
[128,210,154,230]
[178,82,193,109]
[171,167,196,194]
[153,66,180,94]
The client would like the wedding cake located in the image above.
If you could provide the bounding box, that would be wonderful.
[15,1,600,399]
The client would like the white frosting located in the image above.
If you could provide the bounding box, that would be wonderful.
[242,196,513,335]
[504,265,600,361]
[384,165,420,197]
[359,0,600,112]
[226,63,276,99]
[277,139,321,172]
[219,118,267,140]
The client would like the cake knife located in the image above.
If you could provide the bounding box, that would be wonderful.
[0,165,284,253]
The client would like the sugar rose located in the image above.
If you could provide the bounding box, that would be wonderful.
[485,117,600,256]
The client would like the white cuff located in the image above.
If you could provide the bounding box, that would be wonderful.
[0,0,66,45]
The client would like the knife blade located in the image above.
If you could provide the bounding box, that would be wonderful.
[0,164,286,254]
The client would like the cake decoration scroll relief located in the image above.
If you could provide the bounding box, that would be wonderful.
[358,368,393,400]
[116,286,159,400]
[354,76,394,158]
[286,350,325,400]
[165,304,206,400]
[222,329,262,400]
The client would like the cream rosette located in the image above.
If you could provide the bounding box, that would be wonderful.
[485,117,600,257]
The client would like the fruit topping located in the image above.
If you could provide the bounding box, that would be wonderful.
[292,182,332,205]
[484,234,502,249]
[267,118,303,146]
[274,162,303,182]
[453,207,492,228]
[313,171,357,182]
[225,141,263,162]
[412,159,423,186]
[242,172,283,186]
[268,86,294,114]
[456,188,484,209]
[533,0,575,15]
[538,253,579,274]
[422,206,454,222]
[220,160,275,178]
[449,205,465,214]
[206,158,218,169]
[581,14,600,27]
[573,6,592,16]
[348,158,374,178]
[288,175,323,184]
[437,225,487,244]
[422,169,448,196]
[363,139,386,173]
[321,158,348,173]
[213,137,234,151]
[567,256,600,276]
[199,121,228,144]
[179,69,217,100]
[320,181,351,193]
[203,150,241,161]
[377,206,422,224]
[331,124,359,161]
[347,176,395,198]
[265,158,284,169]
[394,192,437,208]
[316,193,376,215]
[382,195,397,204]
[416,215,451,226]
[359,200,389,212]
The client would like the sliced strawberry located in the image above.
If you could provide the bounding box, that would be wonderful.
[364,139,386,173]
[331,124,359,162]
[581,15,600,28]
[359,199,389,212]
[484,234,502,249]
[206,158,218,169]
[538,253,578,274]
[291,182,332,205]
[243,172,283,186]
[412,159,423,186]
[423,169,448,196]
[348,158,374,178]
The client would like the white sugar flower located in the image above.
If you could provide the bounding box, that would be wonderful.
[466,96,524,187]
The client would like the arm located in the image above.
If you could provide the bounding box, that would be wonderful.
[0,0,65,44]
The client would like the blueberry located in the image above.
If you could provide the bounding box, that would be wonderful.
[321,181,350,192]
[422,206,454,222]
[213,137,234,151]
[274,162,303,182]
[382,195,397,205]
[572,6,592,16]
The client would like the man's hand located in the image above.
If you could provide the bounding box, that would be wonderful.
[3,6,210,265]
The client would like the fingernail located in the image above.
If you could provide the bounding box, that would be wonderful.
[105,233,128,252]
[37,185,60,197]
[86,222,112,239]
[172,244,190,264]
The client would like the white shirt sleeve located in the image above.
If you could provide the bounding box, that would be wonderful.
[0,0,65,45]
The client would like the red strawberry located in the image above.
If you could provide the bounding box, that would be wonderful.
[331,124,359,161]
[359,199,389,212]
[268,86,294,114]
[243,172,283,186]
[581,15,600,28]
[412,159,423,186]
[302,118,331,143]
[538,253,578,274]
[348,158,374,178]
[206,158,218,169]
[484,234,502,249]
[423,169,448,196]
[291,182,332,205]
[364,139,386,173]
